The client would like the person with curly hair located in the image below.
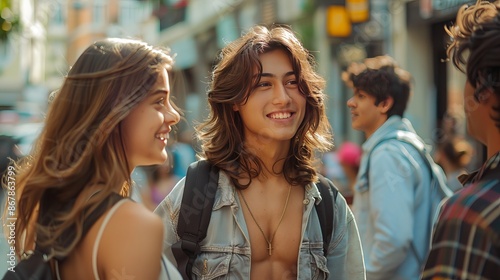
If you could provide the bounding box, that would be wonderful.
[2,38,182,279]
[343,55,450,280]
[422,0,500,278]
[155,25,365,279]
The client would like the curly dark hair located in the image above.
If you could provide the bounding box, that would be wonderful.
[445,0,500,130]
[342,55,412,118]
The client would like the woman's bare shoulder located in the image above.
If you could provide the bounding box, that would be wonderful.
[105,200,163,243]
[98,200,164,279]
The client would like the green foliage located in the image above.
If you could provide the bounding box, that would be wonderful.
[0,0,20,42]
[295,0,316,51]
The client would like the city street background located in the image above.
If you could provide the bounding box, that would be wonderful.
[0,0,485,274]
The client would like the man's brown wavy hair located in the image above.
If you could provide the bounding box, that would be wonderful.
[5,38,174,259]
[446,0,500,129]
[197,25,333,189]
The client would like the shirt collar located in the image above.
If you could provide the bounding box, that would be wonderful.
[459,151,500,185]
[310,181,323,204]
[213,171,238,210]
[362,115,414,152]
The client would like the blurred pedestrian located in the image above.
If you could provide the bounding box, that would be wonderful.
[2,38,181,279]
[0,135,20,177]
[422,0,500,278]
[320,149,349,200]
[156,24,365,279]
[434,135,474,192]
[336,141,362,205]
[169,130,196,178]
[141,148,180,211]
[344,55,450,280]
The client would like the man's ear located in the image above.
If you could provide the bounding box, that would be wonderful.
[478,88,494,103]
[379,96,394,114]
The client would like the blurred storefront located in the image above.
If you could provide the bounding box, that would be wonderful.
[404,0,484,168]
[314,0,388,145]
[0,0,160,161]
[156,0,259,135]
[1,0,482,165]
[406,0,474,133]
[155,0,379,145]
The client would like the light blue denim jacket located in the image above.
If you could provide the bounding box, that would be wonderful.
[155,170,366,279]
[352,116,444,280]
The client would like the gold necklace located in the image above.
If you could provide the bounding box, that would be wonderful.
[238,184,292,256]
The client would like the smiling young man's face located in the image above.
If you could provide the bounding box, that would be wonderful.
[233,49,306,146]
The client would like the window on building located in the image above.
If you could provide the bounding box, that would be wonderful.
[93,0,107,25]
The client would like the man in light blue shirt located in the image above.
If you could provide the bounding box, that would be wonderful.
[343,55,449,280]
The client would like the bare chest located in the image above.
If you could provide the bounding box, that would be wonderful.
[238,186,304,276]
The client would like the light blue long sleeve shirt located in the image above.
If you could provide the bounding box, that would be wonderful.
[352,116,439,280]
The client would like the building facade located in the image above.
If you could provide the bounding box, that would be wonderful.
[0,0,157,119]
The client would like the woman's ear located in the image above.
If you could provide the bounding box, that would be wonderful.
[233,104,239,111]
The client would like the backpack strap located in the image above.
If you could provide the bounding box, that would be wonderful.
[392,131,452,198]
[172,160,219,280]
[171,160,335,278]
[365,132,452,267]
[315,174,338,257]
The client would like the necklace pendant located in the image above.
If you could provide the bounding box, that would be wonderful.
[238,186,292,258]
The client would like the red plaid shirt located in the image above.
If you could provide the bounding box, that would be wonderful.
[422,152,500,279]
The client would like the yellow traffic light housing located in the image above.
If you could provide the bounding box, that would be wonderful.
[346,0,369,23]
[326,6,352,37]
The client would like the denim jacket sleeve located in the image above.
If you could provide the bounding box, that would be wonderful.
[154,177,187,266]
[327,191,366,280]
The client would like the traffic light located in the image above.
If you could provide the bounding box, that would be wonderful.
[326,5,351,37]
[346,0,369,23]
[323,0,370,38]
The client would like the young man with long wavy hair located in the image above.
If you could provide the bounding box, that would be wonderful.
[155,25,365,279]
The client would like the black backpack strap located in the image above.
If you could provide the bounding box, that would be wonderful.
[172,160,219,280]
[315,174,338,257]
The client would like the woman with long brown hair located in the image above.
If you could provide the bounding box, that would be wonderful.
[3,38,181,279]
